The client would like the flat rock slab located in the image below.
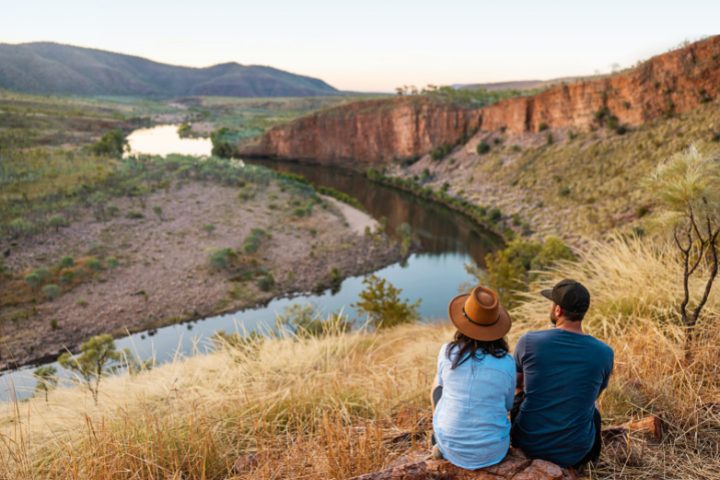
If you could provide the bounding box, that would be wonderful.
[349,448,577,480]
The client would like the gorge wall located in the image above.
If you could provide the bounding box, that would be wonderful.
[240,35,720,165]
[240,97,482,165]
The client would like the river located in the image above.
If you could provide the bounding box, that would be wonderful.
[0,125,501,402]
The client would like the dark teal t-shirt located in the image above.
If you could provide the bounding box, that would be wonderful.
[512,329,614,467]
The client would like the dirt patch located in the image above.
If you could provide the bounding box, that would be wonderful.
[0,181,401,370]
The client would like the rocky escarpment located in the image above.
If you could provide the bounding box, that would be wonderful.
[240,35,720,165]
[239,97,482,165]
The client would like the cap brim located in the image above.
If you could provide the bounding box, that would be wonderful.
[540,289,553,301]
[448,293,512,341]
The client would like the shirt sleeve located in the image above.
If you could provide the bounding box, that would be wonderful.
[513,335,526,373]
[436,344,447,387]
[599,348,614,393]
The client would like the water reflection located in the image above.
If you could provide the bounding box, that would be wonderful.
[247,159,501,265]
[125,125,212,157]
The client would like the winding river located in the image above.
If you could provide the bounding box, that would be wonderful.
[0,125,501,402]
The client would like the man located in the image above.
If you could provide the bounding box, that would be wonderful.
[511,279,614,469]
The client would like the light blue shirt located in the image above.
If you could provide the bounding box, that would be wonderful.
[433,342,516,470]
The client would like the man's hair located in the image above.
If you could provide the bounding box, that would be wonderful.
[562,308,586,322]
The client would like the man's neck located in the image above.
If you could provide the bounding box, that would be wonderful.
[555,319,585,334]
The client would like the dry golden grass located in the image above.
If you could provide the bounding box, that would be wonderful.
[1,235,720,479]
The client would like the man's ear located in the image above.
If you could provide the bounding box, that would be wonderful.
[554,304,563,318]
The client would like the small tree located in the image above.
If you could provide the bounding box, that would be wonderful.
[41,284,61,300]
[58,256,75,268]
[647,146,720,348]
[354,275,419,329]
[91,129,127,157]
[202,223,216,236]
[58,334,124,404]
[209,248,237,270]
[24,272,42,290]
[33,366,58,403]
[397,223,413,255]
[48,214,68,232]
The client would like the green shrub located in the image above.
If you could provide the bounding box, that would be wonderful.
[476,141,491,155]
[59,270,75,285]
[85,257,102,271]
[397,223,413,254]
[34,268,50,281]
[58,256,75,268]
[559,186,571,197]
[25,272,42,289]
[202,224,216,235]
[243,228,269,254]
[91,129,127,157]
[210,128,235,158]
[106,256,119,268]
[431,144,451,161]
[9,218,33,236]
[49,319,59,330]
[209,248,237,270]
[153,206,163,220]
[538,122,549,132]
[42,284,61,300]
[177,122,192,138]
[256,273,275,291]
[48,214,68,232]
[126,211,144,219]
[353,275,419,329]
[329,267,342,285]
[317,186,364,211]
[33,366,58,402]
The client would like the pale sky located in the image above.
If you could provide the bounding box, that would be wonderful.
[1,0,718,92]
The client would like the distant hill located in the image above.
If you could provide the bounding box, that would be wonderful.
[0,42,340,97]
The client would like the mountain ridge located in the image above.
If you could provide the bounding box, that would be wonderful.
[0,41,340,97]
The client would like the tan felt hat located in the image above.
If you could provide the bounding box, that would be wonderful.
[448,285,512,341]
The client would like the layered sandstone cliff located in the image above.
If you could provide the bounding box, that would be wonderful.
[240,35,720,165]
[240,97,481,165]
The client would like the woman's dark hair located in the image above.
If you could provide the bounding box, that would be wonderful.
[446,330,509,369]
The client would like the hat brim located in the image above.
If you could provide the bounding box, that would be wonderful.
[448,293,512,341]
[540,289,553,301]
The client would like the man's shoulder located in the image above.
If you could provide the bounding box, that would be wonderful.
[518,329,557,344]
[586,336,614,360]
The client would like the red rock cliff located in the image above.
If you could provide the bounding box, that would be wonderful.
[241,36,720,164]
[239,97,482,165]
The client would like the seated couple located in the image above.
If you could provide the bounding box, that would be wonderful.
[431,279,614,470]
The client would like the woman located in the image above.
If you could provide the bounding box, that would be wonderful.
[431,285,516,470]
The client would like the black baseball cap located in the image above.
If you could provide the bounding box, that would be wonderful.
[540,279,590,315]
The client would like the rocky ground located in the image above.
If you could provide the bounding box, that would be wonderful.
[0,181,401,370]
